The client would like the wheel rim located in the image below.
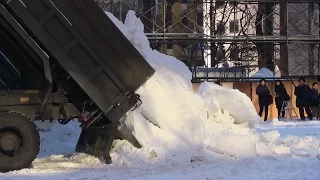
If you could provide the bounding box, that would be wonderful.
[0,128,23,156]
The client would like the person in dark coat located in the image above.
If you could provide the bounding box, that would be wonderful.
[256,79,271,121]
[275,80,290,119]
[309,82,320,120]
[215,80,222,86]
[294,77,312,120]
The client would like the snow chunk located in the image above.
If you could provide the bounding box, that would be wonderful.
[198,82,260,126]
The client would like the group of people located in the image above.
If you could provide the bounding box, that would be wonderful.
[256,77,320,121]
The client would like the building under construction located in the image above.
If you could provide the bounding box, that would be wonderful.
[95,0,320,81]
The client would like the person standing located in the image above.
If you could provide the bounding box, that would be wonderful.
[256,79,272,121]
[294,77,313,120]
[275,80,290,119]
[309,82,320,120]
[215,80,222,86]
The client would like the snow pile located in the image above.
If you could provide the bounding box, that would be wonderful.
[280,136,320,156]
[250,67,280,78]
[104,10,286,163]
[198,82,260,125]
[258,121,320,156]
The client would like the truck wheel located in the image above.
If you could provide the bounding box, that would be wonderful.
[0,111,40,172]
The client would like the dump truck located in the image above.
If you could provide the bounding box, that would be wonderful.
[0,0,155,172]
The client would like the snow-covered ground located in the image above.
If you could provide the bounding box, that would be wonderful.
[0,120,319,180]
[1,10,320,180]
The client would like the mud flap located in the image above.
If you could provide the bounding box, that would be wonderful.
[75,125,118,163]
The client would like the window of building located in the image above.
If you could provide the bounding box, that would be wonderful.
[229,1,238,7]
[216,0,224,9]
[229,20,239,33]
[197,12,203,27]
[216,22,225,35]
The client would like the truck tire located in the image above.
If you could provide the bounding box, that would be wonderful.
[0,111,40,172]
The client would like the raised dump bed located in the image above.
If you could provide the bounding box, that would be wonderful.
[2,0,155,125]
[0,0,155,172]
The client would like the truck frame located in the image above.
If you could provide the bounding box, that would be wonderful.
[0,0,154,172]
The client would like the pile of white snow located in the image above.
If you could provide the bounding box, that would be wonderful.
[101,10,290,164]
[197,82,259,125]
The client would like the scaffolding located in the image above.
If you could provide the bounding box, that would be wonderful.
[95,0,320,81]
